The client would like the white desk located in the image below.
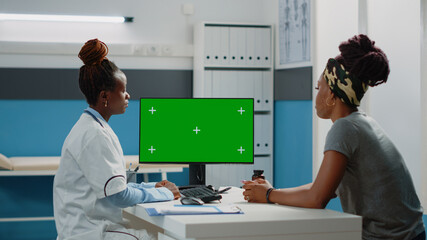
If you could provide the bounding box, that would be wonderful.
[124,187,362,240]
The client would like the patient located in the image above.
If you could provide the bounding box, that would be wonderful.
[243,34,425,240]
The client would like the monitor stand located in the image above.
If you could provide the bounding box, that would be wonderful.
[189,164,205,185]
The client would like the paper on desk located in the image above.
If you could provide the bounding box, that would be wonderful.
[146,205,243,216]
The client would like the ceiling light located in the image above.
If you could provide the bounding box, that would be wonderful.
[0,13,133,23]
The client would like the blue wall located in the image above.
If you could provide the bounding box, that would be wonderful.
[274,100,312,189]
[273,100,343,211]
[0,99,188,240]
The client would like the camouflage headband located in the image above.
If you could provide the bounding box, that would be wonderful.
[323,58,368,107]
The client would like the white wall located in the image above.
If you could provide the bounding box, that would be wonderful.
[422,0,427,213]
[313,0,425,209]
[367,0,422,192]
[312,0,359,176]
[0,0,277,69]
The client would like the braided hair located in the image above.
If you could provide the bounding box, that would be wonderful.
[78,39,122,106]
[335,34,390,87]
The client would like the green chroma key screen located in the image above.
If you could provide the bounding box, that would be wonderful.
[139,98,254,163]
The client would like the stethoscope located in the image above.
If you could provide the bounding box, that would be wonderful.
[84,110,104,128]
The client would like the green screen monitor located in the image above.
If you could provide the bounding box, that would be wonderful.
[139,98,254,164]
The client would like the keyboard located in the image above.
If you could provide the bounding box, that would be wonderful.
[179,186,222,203]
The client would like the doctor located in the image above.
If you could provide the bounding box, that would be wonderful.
[53,39,181,240]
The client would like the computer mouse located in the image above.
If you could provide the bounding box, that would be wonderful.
[180,197,204,205]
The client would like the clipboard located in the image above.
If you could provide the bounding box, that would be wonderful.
[146,205,243,216]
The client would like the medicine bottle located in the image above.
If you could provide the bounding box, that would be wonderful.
[252,169,265,180]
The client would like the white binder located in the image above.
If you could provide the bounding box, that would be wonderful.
[212,71,238,98]
[261,114,272,154]
[204,70,213,97]
[254,114,262,155]
[254,28,264,66]
[204,27,214,65]
[236,27,246,66]
[211,27,221,65]
[245,28,256,66]
[262,71,273,111]
[253,71,263,111]
[229,27,239,66]
[237,71,254,99]
[261,28,271,66]
[220,27,230,65]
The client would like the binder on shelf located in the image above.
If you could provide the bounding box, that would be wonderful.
[261,114,272,154]
[204,26,214,65]
[237,71,255,99]
[254,115,263,155]
[261,28,271,66]
[229,27,239,66]
[253,71,263,111]
[262,71,273,111]
[219,27,230,65]
[255,28,264,66]
[236,27,246,66]
[211,27,221,65]
[204,70,213,97]
[212,71,238,98]
[245,28,255,66]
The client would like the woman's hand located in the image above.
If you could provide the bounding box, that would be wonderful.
[242,179,273,203]
[156,180,181,199]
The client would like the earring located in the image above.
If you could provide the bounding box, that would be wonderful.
[104,100,108,107]
[325,97,335,107]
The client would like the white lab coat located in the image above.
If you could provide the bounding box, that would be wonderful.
[53,112,152,240]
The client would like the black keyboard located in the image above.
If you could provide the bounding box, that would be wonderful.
[180,186,222,203]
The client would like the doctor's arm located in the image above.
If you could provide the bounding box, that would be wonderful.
[106,183,175,208]
[243,150,347,209]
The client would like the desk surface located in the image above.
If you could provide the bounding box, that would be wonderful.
[124,187,361,240]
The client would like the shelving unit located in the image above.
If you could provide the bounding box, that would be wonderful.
[193,22,274,187]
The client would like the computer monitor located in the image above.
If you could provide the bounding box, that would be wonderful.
[139,98,254,166]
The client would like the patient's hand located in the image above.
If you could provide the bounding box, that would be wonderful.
[155,180,168,188]
[242,179,273,203]
[156,180,181,199]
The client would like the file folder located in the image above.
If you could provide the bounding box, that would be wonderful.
[146,205,243,216]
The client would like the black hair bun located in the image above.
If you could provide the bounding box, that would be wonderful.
[78,39,109,66]
[337,34,390,86]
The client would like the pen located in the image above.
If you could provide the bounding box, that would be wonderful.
[134,165,139,172]
[128,162,132,171]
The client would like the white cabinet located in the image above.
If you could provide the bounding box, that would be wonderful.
[194,22,274,187]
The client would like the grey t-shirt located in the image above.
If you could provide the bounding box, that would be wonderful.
[324,111,424,240]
